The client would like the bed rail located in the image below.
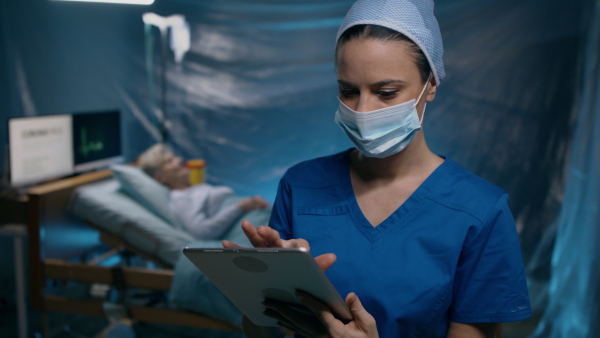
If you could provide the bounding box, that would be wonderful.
[43,259,240,332]
[26,170,243,335]
[44,259,173,290]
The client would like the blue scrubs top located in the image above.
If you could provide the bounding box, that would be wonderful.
[269,149,531,337]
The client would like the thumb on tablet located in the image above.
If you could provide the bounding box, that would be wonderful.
[315,253,336,271]
[346,292,377,333]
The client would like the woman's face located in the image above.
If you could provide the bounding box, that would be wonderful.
[336,38,435,113]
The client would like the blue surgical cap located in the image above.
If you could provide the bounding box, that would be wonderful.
[336,0,445,85]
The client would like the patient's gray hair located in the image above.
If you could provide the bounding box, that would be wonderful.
[138,144,168,177]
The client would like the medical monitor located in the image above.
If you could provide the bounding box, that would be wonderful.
[8,114,74,187]
[72,110,123,173]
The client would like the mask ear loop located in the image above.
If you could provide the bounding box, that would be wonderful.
[415,74,431,125]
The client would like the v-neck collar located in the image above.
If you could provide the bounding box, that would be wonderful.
[339,149,449,243]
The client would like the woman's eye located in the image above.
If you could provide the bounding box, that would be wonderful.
[378,90,398,98]
[339,88,358,97]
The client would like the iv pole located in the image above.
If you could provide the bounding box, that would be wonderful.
[142,13,190,143]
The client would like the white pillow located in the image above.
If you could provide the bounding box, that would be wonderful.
[110,164,182,229]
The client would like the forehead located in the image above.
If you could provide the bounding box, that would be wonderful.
[336,38,421,83]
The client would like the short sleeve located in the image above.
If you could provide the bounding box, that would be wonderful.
[268,176,293,240]
[450,193,532,323]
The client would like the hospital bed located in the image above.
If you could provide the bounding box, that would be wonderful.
[26,165,271,336]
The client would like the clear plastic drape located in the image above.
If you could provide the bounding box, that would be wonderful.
[140,1,355,201]
[531,0,600,336]
[136,1,598,335]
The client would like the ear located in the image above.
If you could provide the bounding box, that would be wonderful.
[425,76,438,102]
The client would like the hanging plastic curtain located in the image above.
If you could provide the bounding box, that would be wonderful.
[138,4,590,327]
[141,1,355,201]
[531,0,600,336]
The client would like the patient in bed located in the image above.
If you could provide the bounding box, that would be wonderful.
[137,144,269,240]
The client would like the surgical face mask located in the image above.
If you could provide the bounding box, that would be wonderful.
[334,79,429,158]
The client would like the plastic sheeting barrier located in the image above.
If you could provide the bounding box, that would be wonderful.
[1,0,598,336]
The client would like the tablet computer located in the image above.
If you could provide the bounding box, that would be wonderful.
[183,247,352,327]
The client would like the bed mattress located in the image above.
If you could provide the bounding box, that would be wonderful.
[69,179,196,267]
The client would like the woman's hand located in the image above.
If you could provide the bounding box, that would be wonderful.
[222,219,336,271]
[222,219,344,337]
[264,291,379,338]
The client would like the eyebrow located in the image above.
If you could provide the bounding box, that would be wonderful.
[337,79,408,87]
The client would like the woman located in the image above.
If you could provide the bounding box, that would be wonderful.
[224,0,532,337]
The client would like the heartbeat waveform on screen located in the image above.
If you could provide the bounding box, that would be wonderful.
[79,128,104,157]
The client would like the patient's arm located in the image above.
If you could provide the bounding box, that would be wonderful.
[237,195,269,212]
[183,202,244,239]
[179,195,269,240]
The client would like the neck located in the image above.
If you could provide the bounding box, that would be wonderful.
[350,132,442,181]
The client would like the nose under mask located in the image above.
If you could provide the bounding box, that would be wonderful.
[334,79,429,158]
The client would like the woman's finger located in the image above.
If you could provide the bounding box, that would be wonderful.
[256,228,312,251]
[314,253,337,271]
[240,220,271,247]
[256,226,311,250]
[295,291,342,331]
[256,226,286,247]
[345,293,377,331]
[287,238,311,250]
